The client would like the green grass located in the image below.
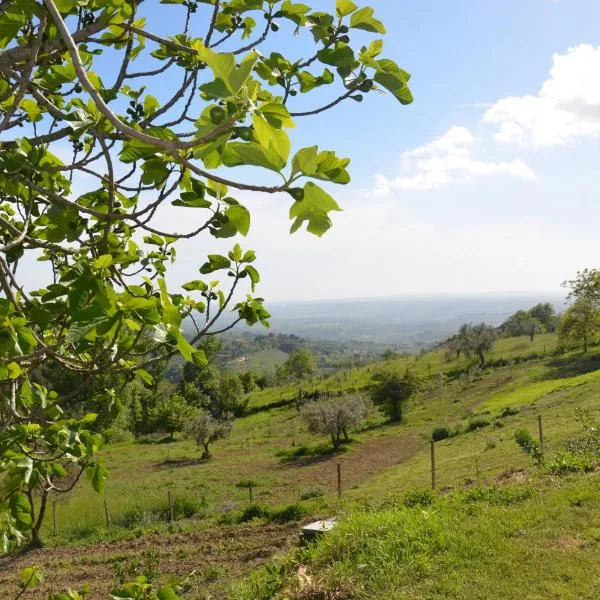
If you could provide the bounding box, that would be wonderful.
[267,474,600,600]
[44,335,600,546]
[25,333,600,599]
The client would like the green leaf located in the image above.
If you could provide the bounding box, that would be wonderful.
[200,254,231,274]
[157,587,181,600]
[226,205,251,236]
[93,254,113,269]
[244,265,260,292]
[135,369,154,385]
[182,280,208,292]
[336,0,357,17]
[86,462,108,494]
[191,349,207,367]
[252,112,290,162]
[143,94,160,116]
[350,6,386,33]
[9,493,33,530]
[19,566,42,590]
[222,142,286,172]
[54,0,77,12]
[292,146,318,177]
[374,59,414,105]
[289,182,341,237]
[196,46,258,95]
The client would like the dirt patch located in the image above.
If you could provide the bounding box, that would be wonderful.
[496,468,530,485]
[275,433,422,492]
[550,535,586,550]
[0,523,296,599]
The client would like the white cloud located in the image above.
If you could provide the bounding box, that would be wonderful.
[371,126,535,195]
[484,44,600,145]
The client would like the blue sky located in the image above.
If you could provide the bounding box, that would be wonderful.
[24,1,600,302]
[203,0,600,301]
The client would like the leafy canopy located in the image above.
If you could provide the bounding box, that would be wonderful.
[0,0,412,551]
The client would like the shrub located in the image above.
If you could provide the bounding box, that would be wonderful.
[270,503,305,523]
[514,428,543,465]
[238,505,270,523]
[103,426,133,444]
[300,486,326,500]
[431,427,450,442]
[465,419,490,433]
[500,407,520,418]
[403,488,437,508]
[546,451,594,475]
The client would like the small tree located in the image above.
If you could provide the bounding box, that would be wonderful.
[184,410,232,459]
[558,298,600,353]
[303,394,367,449]
[468,323,496,367]
[277,348,316,382]
[529,303,559,332]
[153,394,192,441]
[370,368,423,423]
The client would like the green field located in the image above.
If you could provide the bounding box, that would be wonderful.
[2,333,600,598]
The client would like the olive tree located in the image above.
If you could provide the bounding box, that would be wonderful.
[184,409,232,459]
[0,0,412,550]
[303,393,368,449]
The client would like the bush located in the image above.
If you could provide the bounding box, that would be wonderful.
[431,427,451,442]
[500,407,520,418]
[546,451,594,475]
[238,504,270,523]
[300,486,326,500]
[465,419,490,433]
[431,426,460,442]
[403,488,437,508]
[514,428,543,466]
[270,503,305,523]
[103,426,133,444]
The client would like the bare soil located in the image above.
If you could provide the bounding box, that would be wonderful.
[0,523,297,599]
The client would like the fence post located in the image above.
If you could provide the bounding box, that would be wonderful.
[538,414,544,454]
[430,441,436,490]
[337,463,342,497]
[168,490,174,523]
[103,499,111,528]
[52,499,57,536]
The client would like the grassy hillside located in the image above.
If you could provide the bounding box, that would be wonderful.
[2,333,600,598]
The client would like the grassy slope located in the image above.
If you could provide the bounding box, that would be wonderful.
[5,333,600,598]
[48,335,580,545]
[278,474,600,600]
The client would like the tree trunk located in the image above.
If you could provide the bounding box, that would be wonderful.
[31,490,49,548]
[478,350,485,368]
[391,400,401,423]
[342,428,349,443]
[530,331,535,342]
[201,441,211,459]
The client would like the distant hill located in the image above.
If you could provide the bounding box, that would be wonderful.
[264,293,565,349]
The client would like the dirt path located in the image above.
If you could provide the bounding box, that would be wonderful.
[276,432,422,491]
[0,522,297,599]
